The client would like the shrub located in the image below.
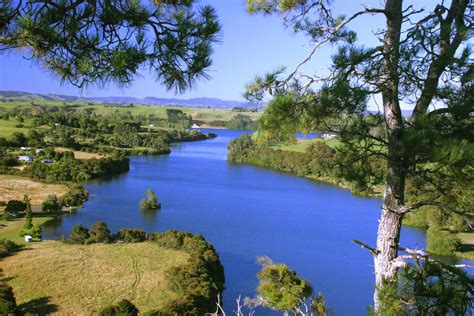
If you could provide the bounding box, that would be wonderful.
[19,225,42,240]
[116,229,146,243]
[0,282,16,314]
[89,222,111,243]
[98,299,138,316]
[426,226,461,256]
[42,194,62,213]
[69,225,90,244]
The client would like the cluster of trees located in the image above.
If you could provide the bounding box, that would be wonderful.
[27,152,129,183]
[0,105,216,158]
[229,134,385,195]
[3,186,88,219]
[140,189,161,210]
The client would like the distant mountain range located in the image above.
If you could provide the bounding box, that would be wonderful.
[0,90,257,108]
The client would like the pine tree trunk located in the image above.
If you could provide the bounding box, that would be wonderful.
[373,156,405,311]
[374,0,404,311]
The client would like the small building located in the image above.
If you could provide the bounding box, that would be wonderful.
[40,159,54,164]
[18,155,34,162]
[24,235,33,242]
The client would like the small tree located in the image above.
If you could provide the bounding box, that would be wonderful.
[139,189,161,210]
[41,195,62,213]
[23,195,33,230]
[4,200,26,214]
[69,225,90,244]
[247,257,326,315]
[89,222,111,243]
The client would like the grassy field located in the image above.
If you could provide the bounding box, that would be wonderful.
[456,233,474,261]
[270,138,341,152]
[0,175,68,206]
[0,216,55,244]
[54,147,105,160]
[1,241,190,315]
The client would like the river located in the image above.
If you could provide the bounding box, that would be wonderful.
[42,129,464,315]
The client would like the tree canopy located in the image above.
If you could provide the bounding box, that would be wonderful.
[0,0,221,91]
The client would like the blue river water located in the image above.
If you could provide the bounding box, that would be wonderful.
[42,129,465,315]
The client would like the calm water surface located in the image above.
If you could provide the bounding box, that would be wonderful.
[43,129,460,315]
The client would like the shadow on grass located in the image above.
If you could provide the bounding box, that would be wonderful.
[18,296,59,314]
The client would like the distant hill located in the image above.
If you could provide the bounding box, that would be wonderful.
[0,90,257,108]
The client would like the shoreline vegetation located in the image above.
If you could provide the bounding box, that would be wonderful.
[228,134,474,261]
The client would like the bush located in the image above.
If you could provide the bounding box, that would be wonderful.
[0,282,16,314]
[116,229,146,243]
[98,299,138,316]
[19,225,42,240]
[42,194,62,213]
[89,222,111,243]
[427,226,461,256]
[69,225,90,244]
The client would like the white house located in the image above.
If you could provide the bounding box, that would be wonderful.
[18,155,34,162]
[24,235,33,242]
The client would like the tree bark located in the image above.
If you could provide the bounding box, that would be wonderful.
[373,0,404,312]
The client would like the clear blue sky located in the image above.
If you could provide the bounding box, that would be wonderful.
[0,0,436,105]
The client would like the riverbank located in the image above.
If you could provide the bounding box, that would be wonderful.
[228,134,473,261]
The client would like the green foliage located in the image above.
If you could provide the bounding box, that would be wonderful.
[401,260,474,315]
[98,299,139,316]
[148,230,225,315]
[0,239,20,258]
[69,225,90,245]
[0,282,16,314]
[375,279,405,316]
[426,227,461,256]
[19,224,42,240]
[28,152,129,183]
[377,260,474,315]
[41,194,62,213]
[89,222,111,243]
[116,229,146,243]
[4,200,26,214]
[1,1,221,91]
[61,186,89,207]
[256,257,313,312]
[23,195,32,230]
[140,189,161,210]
